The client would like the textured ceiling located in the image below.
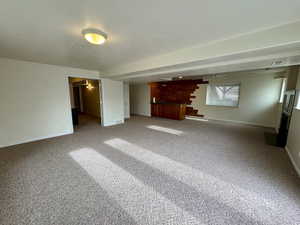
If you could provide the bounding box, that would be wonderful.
[0,0,300,74]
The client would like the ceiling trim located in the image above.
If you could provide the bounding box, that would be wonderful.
[114,46,300,82]
[106,21,300,79]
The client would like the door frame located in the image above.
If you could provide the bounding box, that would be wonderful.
[67,77,103,127]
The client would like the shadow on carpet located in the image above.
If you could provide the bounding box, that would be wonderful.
[264,132,279,147]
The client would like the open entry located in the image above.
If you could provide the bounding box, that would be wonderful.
[69,77,102,130]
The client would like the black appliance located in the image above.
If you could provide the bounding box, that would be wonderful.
[277,90,298,147]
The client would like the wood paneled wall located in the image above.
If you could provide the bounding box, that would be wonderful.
[149,79,208,116]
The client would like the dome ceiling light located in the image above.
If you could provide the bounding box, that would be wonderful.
[82,28,108,45]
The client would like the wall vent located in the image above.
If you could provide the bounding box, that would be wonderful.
[271,59,287,67]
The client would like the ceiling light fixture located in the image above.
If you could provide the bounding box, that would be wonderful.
[85,80,94,90]
[87,83,94,90]
[82,28,108,45]
[178,76,183,79]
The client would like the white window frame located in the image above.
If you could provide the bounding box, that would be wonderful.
[296,91,300,110]
[205,83,241,107]
[279,78,287,103]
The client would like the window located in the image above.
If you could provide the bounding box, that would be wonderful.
[279,78,287,103]
[296,93,300,110]
[206,84,240,107]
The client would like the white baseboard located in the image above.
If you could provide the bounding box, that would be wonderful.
[186,116,209,122]
[0,130,73,149]
[205,117,275,129]
[285,146,300,177]
[103,120,124,127]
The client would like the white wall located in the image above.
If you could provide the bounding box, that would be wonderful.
[101,79,124,126]
[0,58,99,148]
[130,84,151,116]
[286,70,300,175]
[287,110,300,174]
[191,72,282,127]
[123,83,130,119]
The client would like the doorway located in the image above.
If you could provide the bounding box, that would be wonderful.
[69,77,102,130]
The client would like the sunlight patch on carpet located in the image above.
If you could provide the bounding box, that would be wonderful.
[146,125,183,135]
[69,148,203,225]
[104,138,293,225]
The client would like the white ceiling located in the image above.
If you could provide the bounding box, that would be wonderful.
[124,58,297,84]
[1,0,300,74]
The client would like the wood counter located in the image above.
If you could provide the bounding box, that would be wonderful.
[151,103,186,120]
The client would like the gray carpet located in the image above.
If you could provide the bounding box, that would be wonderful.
[0,116,300,225]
